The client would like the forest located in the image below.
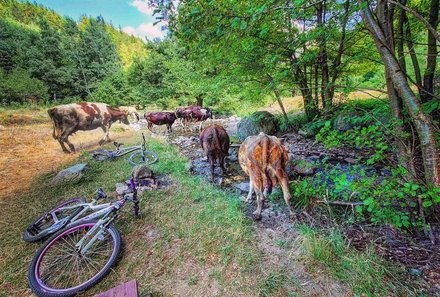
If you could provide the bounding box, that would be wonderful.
[0,0,440,295]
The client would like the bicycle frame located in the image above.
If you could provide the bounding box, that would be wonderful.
[103,133,147,158]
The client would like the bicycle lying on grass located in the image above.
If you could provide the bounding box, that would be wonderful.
[89,132,158,166]
[25,179,140,297]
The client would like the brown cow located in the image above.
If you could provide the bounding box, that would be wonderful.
[238,132,293,220]
[48,102,130,153]
[144,111,176,133]
[200,124,230,182]
[176,106,213,131]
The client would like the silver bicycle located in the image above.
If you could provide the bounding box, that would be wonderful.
[89,133,158,166]
[26,179,140,296]
[23,182,139,242]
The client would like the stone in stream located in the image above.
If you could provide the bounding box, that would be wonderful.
[234,182,250,192]
[49,163,89,186]
[237,111,278,141]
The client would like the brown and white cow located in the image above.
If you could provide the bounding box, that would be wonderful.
[238,132,293,220]
[48,102,130,153]
[144,111,177,133]
[119,106,140,122]
[200,124,230,182]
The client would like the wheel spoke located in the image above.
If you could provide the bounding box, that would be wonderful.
[37,224,115,290]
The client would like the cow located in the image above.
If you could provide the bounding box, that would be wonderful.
[238,132,294,220]
[119,106,140,122]
[48,102,130,153]
[176,106,213,131]
[144,111,176,133]
[199,124,230,182]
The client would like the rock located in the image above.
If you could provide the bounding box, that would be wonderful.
[261,208,276,219]
[333,112,366,132]
[132,165,154,181]
[115,182,130,195]
[298,128,316,138]
[409,268,423,277]
[344,157,357,164]
[293,160,316,176]
[49,163,89,186]
[237,111,278,141]
[147,229,161,239]
[0,125,5,131]
[235,182,250,192]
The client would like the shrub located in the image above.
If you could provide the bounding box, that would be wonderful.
[0,68,48,104]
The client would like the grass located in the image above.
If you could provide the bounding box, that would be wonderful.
[0,138,260,296]
[295,225,426,297]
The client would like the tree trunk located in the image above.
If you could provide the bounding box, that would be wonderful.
[360,0,440,186]
[268,75,289,124]
[317,1,331,110]
[421,0,439,103]
[196,94,203,107]
[291,54,317,118]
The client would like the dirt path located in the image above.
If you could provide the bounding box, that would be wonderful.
[0,112,137,200]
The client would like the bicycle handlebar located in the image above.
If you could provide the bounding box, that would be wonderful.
[96,188,107,200]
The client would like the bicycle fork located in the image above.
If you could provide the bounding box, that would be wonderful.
[75,214,116,256]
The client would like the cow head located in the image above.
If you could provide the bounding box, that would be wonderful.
[120,113,130,125]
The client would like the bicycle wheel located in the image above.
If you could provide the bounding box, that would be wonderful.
[28,220,121,297]
[128,150,158,166]
[23,197,85,242]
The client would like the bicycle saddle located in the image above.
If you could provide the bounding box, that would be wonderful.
[113,141,124,148]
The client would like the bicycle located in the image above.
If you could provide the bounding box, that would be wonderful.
[27,179,140,297]
[89,133,158,166]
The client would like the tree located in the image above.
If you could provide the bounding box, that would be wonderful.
[77,17,121,96]
[359,0,440,187]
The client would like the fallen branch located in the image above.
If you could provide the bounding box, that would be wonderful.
[315,200,365,206]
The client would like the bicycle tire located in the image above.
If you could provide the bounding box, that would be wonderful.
[128,150,158,166]
[28,220,121,297]
[23,197,86,242]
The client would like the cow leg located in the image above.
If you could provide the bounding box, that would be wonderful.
[220,156,228,177]
[245,176,254,203]
[57,137,71,153]
[253,188,264,220]
[208,155,215,182]
[147,122,154,133]
[98,125,112,145]
[199,121,203,132]
[60,128,76,153]
[277,170,295,219]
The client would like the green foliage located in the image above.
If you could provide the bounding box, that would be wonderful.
[0,68,48,104]
[90,71,132,106]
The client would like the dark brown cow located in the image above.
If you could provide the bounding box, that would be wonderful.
[238,132,293,220]
[199,124,230,182]
[144,112,176,133]
[176,106,213,131]
[48,102,130,153]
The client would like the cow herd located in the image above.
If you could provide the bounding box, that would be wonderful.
[48,102,293,220]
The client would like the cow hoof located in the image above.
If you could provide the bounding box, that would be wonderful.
[252,212,262,221]
[62,150,71,154]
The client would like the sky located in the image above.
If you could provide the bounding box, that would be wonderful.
[31,0,165,40]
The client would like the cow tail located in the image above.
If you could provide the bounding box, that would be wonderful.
[47,108,57,140]
[261,135,273,196]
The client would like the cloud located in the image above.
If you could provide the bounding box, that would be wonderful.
[129,0,154,16]
[123,22,165,40]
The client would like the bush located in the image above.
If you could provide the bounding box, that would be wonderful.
[0,68,48,104]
